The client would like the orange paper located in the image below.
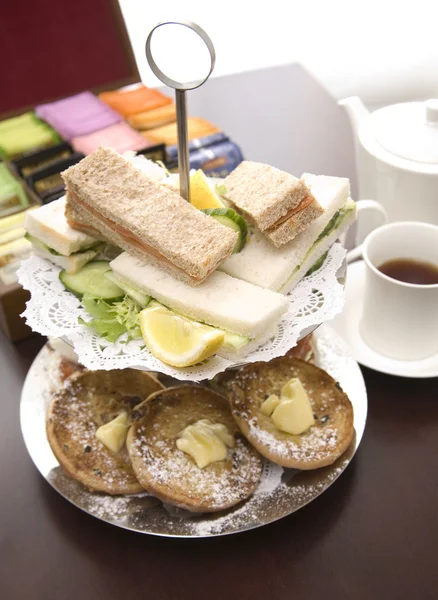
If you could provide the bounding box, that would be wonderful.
[99,86,172,117]
[128,104,177,130]
[145,118,220,146]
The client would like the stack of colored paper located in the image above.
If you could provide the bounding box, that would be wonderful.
[36,92,121,140]
[145,117,220,145]
[0,207,35,285]
[0,113,60,160]
[99,85,172,117]
[0,164,29,217]
[127,104,177,130]
[72,122,151,155]
[100,85,176,134]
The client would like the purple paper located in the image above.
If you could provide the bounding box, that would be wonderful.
[72,122,152,155]
[36,92,121,140]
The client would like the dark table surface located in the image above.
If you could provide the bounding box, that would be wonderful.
[1,65,437,600]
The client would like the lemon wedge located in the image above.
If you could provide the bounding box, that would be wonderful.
[139,304,225,367]
[189,169,225,209]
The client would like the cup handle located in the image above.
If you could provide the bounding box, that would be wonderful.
[346,199,388,264]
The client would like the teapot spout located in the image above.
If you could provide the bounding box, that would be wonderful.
[338,96,369,134]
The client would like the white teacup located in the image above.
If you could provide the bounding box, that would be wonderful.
[355,222,438,361]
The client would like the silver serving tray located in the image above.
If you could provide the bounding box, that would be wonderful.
[20,325,366,538]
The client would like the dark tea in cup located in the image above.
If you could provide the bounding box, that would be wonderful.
[378,258,438,285]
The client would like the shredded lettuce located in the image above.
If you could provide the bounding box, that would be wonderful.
[109,296,142,339]
[79,294,142,342]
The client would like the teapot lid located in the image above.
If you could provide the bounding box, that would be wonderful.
[371,100,438,164]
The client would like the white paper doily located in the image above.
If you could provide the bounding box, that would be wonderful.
[17,242,346,381]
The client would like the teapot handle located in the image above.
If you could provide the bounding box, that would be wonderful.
[346,200,388,263]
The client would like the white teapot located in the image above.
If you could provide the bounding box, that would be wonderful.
[339,96,438,225]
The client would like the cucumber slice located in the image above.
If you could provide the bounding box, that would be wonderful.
[105,271,151,308]
[59,261,124,301]
[202,208,248,253]
[25,233,102,257]
[25,233,61,255]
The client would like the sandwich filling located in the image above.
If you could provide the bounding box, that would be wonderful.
[278,198,355,291]
[265,195,315,231]
[25,232,101,258]
[25,232,102,274]
[218,192,355,294]
[66,191,213,284]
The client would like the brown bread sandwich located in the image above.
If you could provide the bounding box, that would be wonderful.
[224,161,324,247]
[62,147,237,285]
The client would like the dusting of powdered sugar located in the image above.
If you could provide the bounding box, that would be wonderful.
[231,363,345,466]
[187,464,285,536]
[52,386,140,492]
[44,349,66,401]
[85,495,132,521]
[248,417,339,464]
[130,429,262,511]
[25,347,69,421]
[187,460,348,536]
[84,491,152,523]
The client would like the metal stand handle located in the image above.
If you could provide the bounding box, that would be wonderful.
[145,21,216,201]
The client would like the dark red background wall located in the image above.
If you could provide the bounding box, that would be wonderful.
[0,0,136,115]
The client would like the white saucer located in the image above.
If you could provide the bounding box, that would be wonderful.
[330,261,438,378]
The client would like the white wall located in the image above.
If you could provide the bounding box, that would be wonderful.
[119,0,438,107]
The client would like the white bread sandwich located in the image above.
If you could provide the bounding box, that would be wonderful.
[223,161,324,247]
[109,252,289,359]
[220,174,356,295]
[62,147,237,286]
[24,197,102,274]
